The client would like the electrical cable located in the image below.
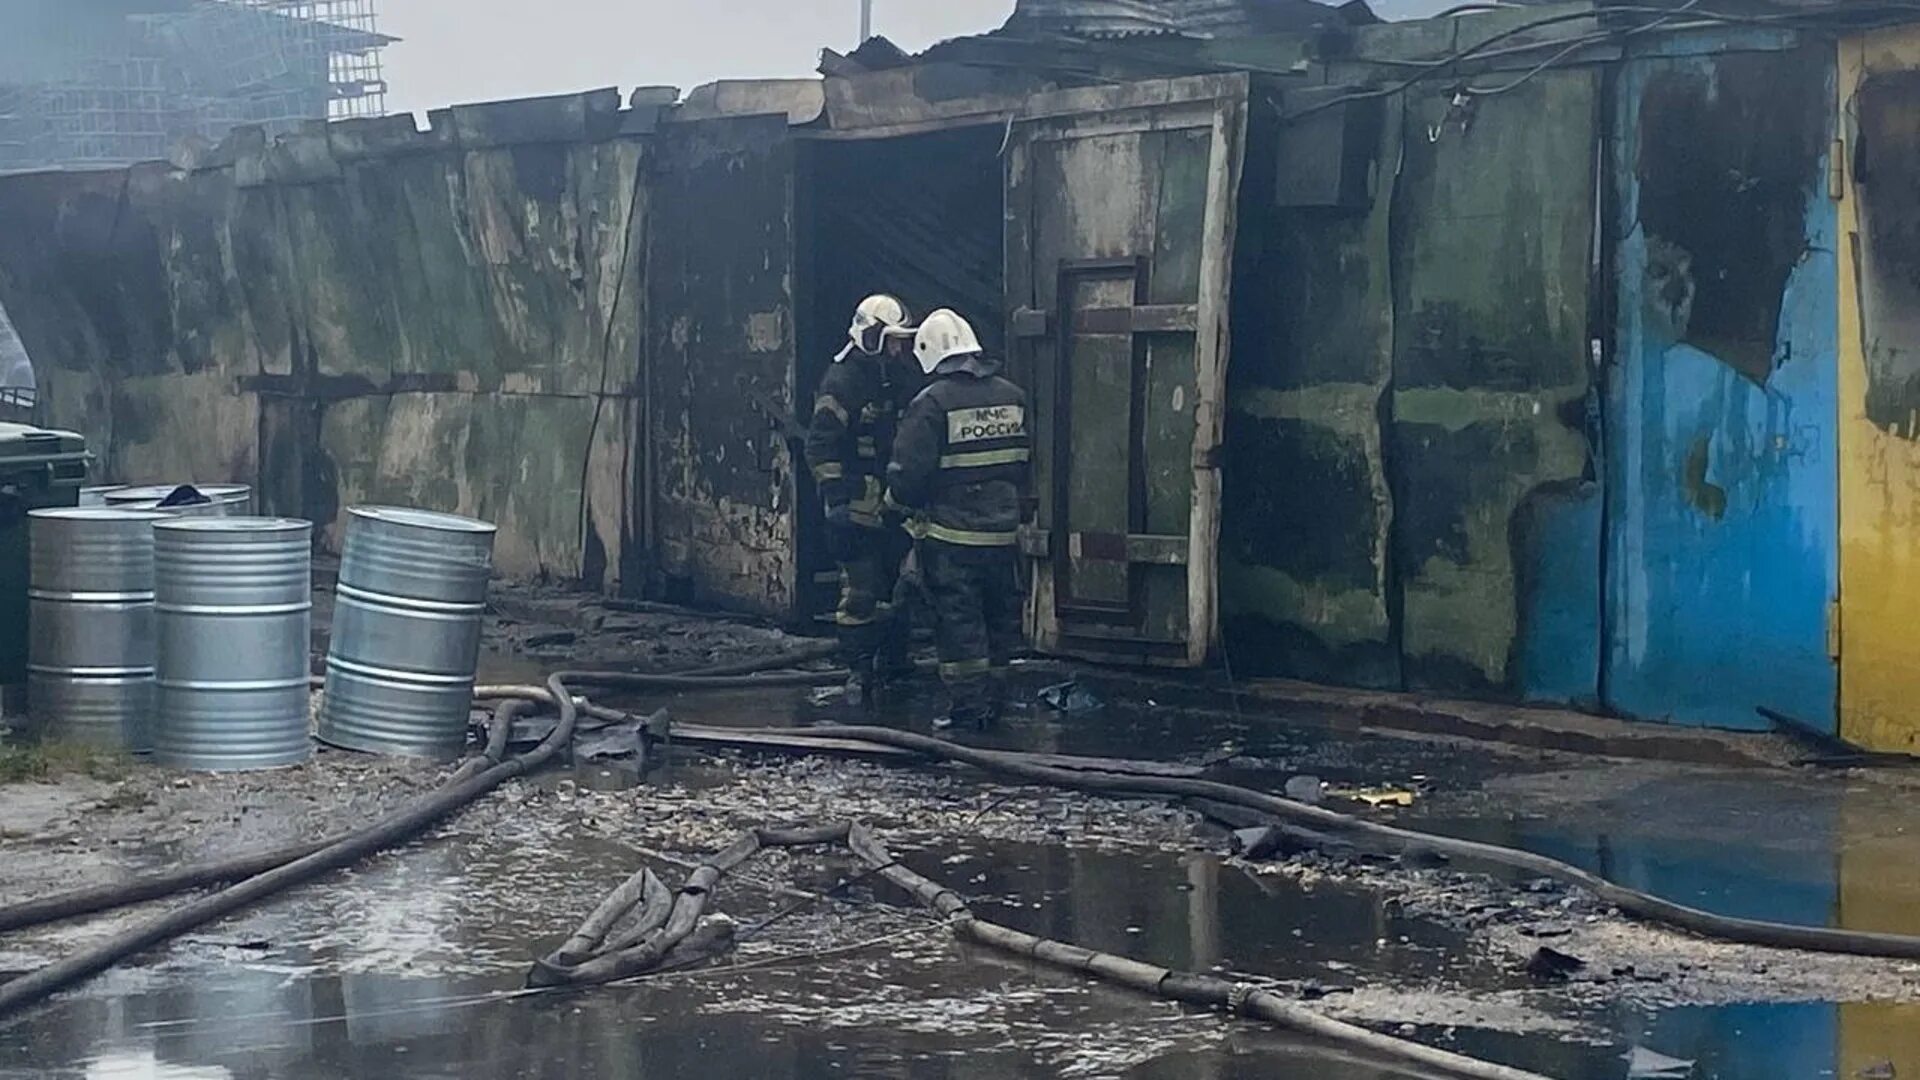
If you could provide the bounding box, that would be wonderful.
[1282,2,1920,122]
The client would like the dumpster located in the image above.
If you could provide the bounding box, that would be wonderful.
[0,422,90,690]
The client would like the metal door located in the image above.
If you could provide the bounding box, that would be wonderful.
[1604,45,1839,731]
[1005,75,1248,667]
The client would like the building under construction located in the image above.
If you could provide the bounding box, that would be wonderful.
[0,0,392,175]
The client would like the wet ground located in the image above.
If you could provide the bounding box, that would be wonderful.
[5,588,1920,1078]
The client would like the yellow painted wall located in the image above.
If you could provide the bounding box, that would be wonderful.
[1839,29,1920,753]
[1838,790,1920,1070]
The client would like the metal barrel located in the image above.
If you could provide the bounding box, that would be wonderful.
[152,517,313,771]
[26,508,169,750]
[107,484,252,516]
[318,507,496,760]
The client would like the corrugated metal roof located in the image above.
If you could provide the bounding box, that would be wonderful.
[1003,0,1374,39]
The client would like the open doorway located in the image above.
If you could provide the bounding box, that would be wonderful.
[792,124,1007,622]
[0,300,35,425]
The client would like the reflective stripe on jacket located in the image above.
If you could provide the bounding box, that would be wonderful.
[887,360,1031,546]
[804,353,913,528]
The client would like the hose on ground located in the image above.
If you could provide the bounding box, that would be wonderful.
[475,669,844,697]
[0,698,533,938]
[0,677,579,1018]
[539,820,1544,1080]
[0,644,839,939]
[0,638,850,1016]
[309,639,847,694]
[793,725,1920,961]
[527,823,854,989]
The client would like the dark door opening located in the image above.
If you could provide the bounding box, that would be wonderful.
[792,125,1007,624]
[0,300,35,425]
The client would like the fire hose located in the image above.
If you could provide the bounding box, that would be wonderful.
[0,640,844,940]
[1,656,1918,1078]
[0,643,844,1016]
[531,820,1550,1080]
[794,724,1920,961]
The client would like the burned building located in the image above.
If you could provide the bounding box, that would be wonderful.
[2,0,1919,749]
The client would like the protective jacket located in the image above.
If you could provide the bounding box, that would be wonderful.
[805,352,909,529]
[886,354,1031,546]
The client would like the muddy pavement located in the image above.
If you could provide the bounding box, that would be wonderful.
[4,590,1920,1077]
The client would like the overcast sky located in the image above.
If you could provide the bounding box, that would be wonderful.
[378,0,1018,115]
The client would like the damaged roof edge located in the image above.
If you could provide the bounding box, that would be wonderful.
[157,80,827,181]
[1001,0,1381,39]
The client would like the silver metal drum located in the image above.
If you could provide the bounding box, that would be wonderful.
[107,484,252,516]
[27,508,168,750]
[152,518,313,771]
[318,507,496,759]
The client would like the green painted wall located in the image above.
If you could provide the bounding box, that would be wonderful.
[0,97,647,589]
[1223,70,1600,700]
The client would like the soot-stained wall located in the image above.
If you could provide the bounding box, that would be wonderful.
[1224,70,1600,705]
[0,94,647,591]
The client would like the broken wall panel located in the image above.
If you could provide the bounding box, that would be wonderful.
[1838,27,1920,753]
[1220,97,1402,689]
[644,114,798,615]
[0,102,646,588]
[1388,70,1600,700]
[1605,43,1839,732]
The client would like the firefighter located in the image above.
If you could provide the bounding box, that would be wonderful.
[886,308,1031,729]
[805,293,919,705]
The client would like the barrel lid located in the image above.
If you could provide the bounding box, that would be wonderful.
[349,505,497,534]
[154,516,310,533]
[29,507,169,522]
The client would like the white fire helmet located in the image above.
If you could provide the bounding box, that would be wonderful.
[836,293,914,361]
[912,308,983,375]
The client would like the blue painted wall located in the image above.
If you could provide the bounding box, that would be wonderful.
[1516,480,1604,709]
[1604,44,1840,732]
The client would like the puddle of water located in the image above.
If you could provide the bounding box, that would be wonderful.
[1442,999,1920,1079]
[1408,770,1920,939]
[127,637,1920,1078]
[7,788,1920,1080]
[910,836,1486,988]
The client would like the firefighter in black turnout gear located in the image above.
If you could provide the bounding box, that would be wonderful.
[805,294,919,705]
[886,309,1032,729]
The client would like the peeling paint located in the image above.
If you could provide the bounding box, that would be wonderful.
[1390,70,1597,698]
[745,310,785,354]
[1606,43,1838,732]
[1838,28,1920,753]
[645,114,797,615]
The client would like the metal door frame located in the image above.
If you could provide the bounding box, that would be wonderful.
[1004,74,1248,667]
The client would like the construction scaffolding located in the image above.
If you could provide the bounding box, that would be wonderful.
[206,0,390,121]
[0,0,391,174]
